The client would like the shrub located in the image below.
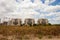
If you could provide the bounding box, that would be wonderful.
[48,35,52,39]
[38,35,43,39]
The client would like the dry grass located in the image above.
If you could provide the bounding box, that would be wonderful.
[0,25,60,40]
[0,25,60,36]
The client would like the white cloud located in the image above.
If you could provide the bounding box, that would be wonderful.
[44,5,60,12]
[46,12,60,24]
[0,0,60,24]
[45,0,56,5]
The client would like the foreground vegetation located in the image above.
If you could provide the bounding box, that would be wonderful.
[0,25,60,40]
[0,25,60,36]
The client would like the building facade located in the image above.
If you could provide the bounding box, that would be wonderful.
[37,19,48,25]
[3,21,8,26]
[8,19,22,26]
[24,18,35,26]
[0,18,49,26]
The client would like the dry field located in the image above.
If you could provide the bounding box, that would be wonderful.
[0,25,60,40]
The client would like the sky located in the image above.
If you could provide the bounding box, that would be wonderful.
[0,0,60,24]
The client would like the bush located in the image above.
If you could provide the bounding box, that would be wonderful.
[38,35,43,39]
[48,23,51,25]
[48,35,52,39]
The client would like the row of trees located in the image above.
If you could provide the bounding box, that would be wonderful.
[22,23,51,26]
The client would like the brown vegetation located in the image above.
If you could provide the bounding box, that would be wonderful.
[0,25,60,40]
[0,25,60,36]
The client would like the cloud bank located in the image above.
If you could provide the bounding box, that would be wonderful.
[0,0,60,24]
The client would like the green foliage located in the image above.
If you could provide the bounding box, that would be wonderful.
[48,23,51,25]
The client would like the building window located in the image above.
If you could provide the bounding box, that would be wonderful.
[13,19,18,25]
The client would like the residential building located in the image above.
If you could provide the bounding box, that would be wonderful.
[24,18,35,26]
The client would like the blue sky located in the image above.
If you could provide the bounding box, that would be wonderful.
[31,0,60,5]
[0,0,60,24]
[51,0,60,5]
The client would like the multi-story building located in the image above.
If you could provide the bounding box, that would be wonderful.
[37,19,48,25]
[8,19,22,26]
[3,21,8,26]
[0,18,49,26]
[24,18,35,26]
